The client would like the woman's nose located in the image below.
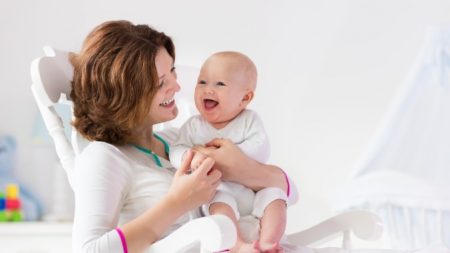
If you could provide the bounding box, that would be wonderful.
[173,80,181,92]
[169,77,181,92]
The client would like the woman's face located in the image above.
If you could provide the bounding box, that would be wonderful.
[147,48,180,125]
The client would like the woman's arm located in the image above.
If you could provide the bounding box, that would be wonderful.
[121,150,221,253]
[74,144,221,253]
[194,138,288,193]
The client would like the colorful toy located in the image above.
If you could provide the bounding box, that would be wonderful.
[0,192,6,221]
[0,135,42,221]
[5,184,23,221]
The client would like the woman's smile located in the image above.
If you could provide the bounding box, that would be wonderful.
[160,97,175,108]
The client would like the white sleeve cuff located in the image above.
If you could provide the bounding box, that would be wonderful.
[203,190,240,220]
[252,187,288,218]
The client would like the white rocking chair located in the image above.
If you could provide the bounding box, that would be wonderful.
[31,46,383,253]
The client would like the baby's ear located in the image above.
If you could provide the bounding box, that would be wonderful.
[241,90,254,106]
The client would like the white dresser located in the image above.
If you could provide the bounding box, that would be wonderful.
[0,222,72,253]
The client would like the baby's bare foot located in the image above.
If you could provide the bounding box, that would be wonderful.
[255,241,283,253]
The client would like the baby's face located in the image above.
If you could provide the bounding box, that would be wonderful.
[195,58,252,129]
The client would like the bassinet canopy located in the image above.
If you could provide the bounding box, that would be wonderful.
[335,27,450,250]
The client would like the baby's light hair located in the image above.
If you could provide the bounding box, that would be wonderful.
[206,51,257,91]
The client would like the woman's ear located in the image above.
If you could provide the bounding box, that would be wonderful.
[241,90,254,106]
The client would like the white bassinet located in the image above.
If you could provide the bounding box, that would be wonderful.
[334,27,450,251]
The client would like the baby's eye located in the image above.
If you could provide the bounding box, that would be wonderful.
[216,81,226,86]
[198,80,207,85]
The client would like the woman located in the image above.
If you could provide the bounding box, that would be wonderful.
[70,20,293,253]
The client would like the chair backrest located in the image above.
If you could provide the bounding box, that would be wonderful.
[31,46,199,190]
[31,46,77,189]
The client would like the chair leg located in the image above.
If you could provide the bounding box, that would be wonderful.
[342,230,351,250]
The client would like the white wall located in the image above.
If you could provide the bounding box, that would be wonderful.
[1,0,450,246]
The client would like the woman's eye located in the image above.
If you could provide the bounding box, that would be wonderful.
[159,80,164,87]
[171,67,177,76]
[216,81,226,86]
[171,68,177,79]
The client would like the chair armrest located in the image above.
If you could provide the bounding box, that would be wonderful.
[286,210,382,247]
[148,215,236,253]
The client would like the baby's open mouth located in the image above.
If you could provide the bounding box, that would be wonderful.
[203,99,218,109]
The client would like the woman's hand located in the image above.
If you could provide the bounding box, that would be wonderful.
[194,138,250,180]
[167,149,222,212]
[194,138,288,193]
[121,150,221,251]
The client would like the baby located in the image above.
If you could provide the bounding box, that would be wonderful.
[170,51,290,252]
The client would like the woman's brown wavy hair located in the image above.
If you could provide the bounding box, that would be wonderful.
[70,20,175,145]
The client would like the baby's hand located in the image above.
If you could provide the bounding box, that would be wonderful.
[189,146,208,171]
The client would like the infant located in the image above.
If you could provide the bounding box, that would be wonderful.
[171,51,290,252]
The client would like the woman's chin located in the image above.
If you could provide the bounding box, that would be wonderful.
[170,106,178,119]
[162,107,178,122]
[152,106,178,125]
